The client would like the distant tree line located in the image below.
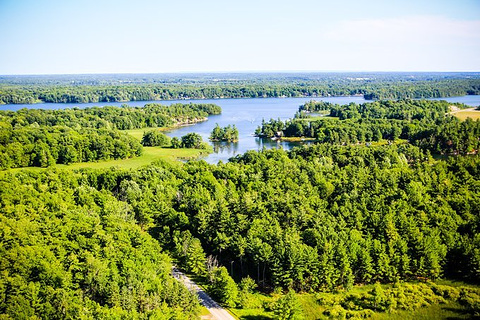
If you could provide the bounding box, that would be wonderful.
[1,77,479,104]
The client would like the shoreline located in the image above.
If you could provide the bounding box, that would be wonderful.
[0,94,368,106]
[2,94,479,110]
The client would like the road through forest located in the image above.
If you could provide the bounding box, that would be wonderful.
[172,267,236,320]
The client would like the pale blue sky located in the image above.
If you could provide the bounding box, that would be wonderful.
[0,0,479,74]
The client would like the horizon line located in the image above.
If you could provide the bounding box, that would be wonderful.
[1,70,480,77]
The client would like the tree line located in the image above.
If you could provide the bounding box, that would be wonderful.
[0,126,142,168]
[141,130,209,150]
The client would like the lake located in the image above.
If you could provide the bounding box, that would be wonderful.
[1,95,479,163]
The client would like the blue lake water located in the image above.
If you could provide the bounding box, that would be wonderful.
[428,95,480,106]
[1,95,479,163]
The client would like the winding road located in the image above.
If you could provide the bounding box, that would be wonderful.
[172,267,236,320]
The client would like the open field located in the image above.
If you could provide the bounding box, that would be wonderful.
[371,302,472,320]
[450,108,480,120]
[231,294,473,320]
[3,147,208,173]
[122,127,173,141]
[55,147,208,170]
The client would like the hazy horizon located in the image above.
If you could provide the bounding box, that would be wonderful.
[2,70,480,77]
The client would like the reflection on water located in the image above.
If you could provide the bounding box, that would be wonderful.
[207,137,316,163]
[212,141,239,154]
[254,137,314,150]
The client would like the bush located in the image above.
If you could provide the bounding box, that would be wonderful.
[181,133,203,149]
[238,277,258,308]
[324,305,347,319]
[272,290,303,320]
[459,287,480,317]
[171,137,182,148]
[141,130,171,147]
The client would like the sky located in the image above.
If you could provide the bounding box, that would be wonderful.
[0,0,479,74]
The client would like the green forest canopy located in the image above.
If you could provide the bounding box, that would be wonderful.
[1,143,480,318]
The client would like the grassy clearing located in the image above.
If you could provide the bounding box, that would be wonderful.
[3,147,209,173]
[371,301,471,320]
[122,127,173,141]
[199,306,214,319]
[452,109,480,121]
[232,296,472,320]
[1,166,44,174]
[55,147,209,170]
[230,292,273,319]
[297,294,327,319]
[228,281,477,320]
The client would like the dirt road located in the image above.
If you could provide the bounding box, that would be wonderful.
[172,267,236,320]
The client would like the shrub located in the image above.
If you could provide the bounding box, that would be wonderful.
[181,133,203,149]
[141,130,171,147]
[273,290,303,320]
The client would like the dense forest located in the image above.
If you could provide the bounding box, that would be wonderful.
[1,73,479,104]
[0,169,200,319]
[0,126,142,168]
[0,103,221,169]
[1,143,480,318]
[256,99,480,155]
